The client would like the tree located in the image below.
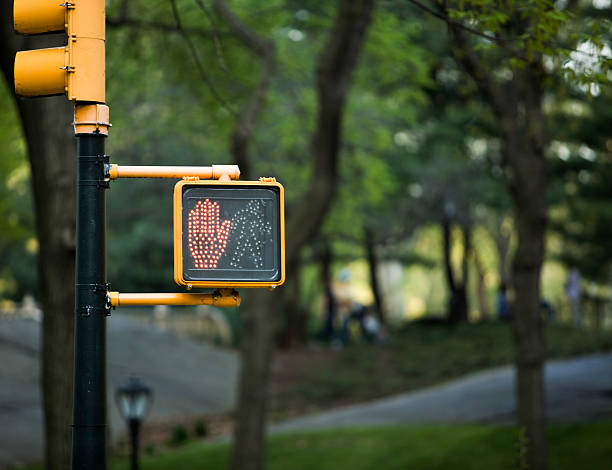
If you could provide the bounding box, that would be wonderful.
[449,18,551,470]
[403,0,610,468]
[0,7,76,469]
[200,1,377,469]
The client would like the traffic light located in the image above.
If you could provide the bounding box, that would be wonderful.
[13,0,105,102]
[173,179,285,288]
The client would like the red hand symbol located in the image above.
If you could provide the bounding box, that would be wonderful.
[187,199,231,269]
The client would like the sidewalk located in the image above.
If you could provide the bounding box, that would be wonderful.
[271,352,612,433]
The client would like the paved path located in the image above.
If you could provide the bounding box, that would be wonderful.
[272,352,612,433]
[2,315,611,467]
[0,314,238,468]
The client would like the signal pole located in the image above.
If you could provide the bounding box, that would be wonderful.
[72,105,111,470]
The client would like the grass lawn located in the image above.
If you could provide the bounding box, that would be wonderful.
[269,322,612,418]
[108,422,612,470]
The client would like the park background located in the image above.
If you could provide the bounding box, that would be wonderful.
[1,0,612,469]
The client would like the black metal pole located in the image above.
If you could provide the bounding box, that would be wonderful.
[72,132,109,470]
[128,419,141,470]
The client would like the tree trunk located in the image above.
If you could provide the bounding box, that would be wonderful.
[278,266,308,348]
[593,298,603,331]
[222,1,376,469]
[504,98,548,470]
[230,289,278,470]
[365,228,385,322]
[473,246,490,320]
[512,201,547,470]
[320,241,336,339]
[442,217,468,323]
[284,0,377,269]
[0,11,76,469]
[492,68,547,470]
[492,220,511,287]
[213,0,275,182]
[459,223,471,322]
[23,97,76,470]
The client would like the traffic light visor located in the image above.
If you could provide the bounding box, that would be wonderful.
[14,47,66,97]
[174,180,285,288]
[14,0,66,35]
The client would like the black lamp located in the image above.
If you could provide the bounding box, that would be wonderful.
[115,377,153,470]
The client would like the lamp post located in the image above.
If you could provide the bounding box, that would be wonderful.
[115,377,153,470]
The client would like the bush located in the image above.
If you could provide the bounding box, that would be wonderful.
[167,426,189,447]
[194,420,208,438]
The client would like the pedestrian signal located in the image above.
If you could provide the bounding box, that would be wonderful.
[173,179,285,288]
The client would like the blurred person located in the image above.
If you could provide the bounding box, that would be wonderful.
[333,268,357,345]
[333,268,386,344]
[497,282,510,320]
[540,298,556,323]
[363,308,388,344]
[334,268,358,312]
[566,267,582,326]
[338,304,386,344]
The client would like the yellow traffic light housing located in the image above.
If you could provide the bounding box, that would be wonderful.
[173,178,286,289]
[13,0,105,103]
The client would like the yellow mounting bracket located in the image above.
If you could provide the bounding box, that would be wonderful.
[108,289,241,308]
[107,164,246,304]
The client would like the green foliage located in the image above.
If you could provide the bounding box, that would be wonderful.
[0,79,36,301]
[548,79,612,282]
[445,0,610,92]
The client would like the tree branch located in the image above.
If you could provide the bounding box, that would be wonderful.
[407,0,527,61]
[409,0,603,65]
[285,0,377,270]
[195,0,233,79]
[213,0,276,178]
[119,0,129,21]
[168,0,237,115]
[106,16,230,37]
[447,19,508,118]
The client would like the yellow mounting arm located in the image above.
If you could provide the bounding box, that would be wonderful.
[108,289,241,308]
[107,164,240,180]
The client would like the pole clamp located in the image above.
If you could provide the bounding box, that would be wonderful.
[92,282,111,293]
[78,306,110,317]
[77,283,112,316]
[76,282,110,292]
[213,288,240,303]
[78,180,110,189]
[78,154,109,166]
[78,155,110,189]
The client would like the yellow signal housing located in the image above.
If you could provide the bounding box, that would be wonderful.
[13,0,106,103]
[173,178,286,289]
